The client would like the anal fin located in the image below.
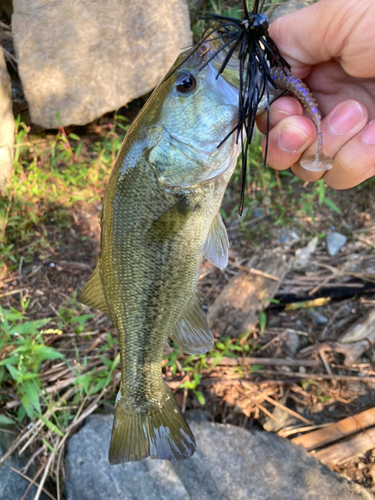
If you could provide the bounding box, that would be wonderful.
[203,212,229,270]
[78,263,109,315]
[171,293,214,354]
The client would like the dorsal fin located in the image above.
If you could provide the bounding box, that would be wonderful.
[171,293,214,354]
[79,263,109,315]
[203,212,229,270]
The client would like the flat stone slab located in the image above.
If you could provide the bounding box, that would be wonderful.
[65,414,372,500]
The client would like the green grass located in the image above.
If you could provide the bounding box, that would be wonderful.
[0,114,128,272]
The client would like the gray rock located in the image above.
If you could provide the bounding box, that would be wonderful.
[0,46,14,189]
[0,430,49,500]
[12,0,192,128]
[65,414,372,500]
[308,310,329,325]
[279,228,299,247]
[284,329,300,354]
[327,232,347,256]
[269,0,312,23]
[184,409,209,422]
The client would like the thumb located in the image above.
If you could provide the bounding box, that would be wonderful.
[269,0,375,79]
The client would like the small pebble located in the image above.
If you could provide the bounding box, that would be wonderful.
[326,232,347,256]
[308,310,329,325]
[280,366,292,373]
[279,228,299,246]
[285,331,300,355]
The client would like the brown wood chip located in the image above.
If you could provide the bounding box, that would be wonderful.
[292,407,375,451]
[313,427,375,467]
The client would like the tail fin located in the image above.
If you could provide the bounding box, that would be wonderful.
[108,386,196,464]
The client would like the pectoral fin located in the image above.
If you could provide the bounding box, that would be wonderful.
[146,196,196,243]
[79,263,109,315]
[171,294,214,354]
[203,212,229,270]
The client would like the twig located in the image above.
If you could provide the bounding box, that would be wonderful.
[208,356,319,368]
[9,466,57,500]
[319,349,332,375]
[20,464,45,500]
[51,260,93,271]
[56,444,65,500]
[258,329,288,352]
[247,370,375,382]
[182,387,188,414]
[0,388,75,466]
[0,288,28,298]
[278,422,332,438]
[21,445,45,474]
[0,427,17,435]
[64,402,99,435]
[228,260,280,281]
[252,399,281,424]
[35,451,56,500]
[227,213,268,231]
[247,385,313,425]
[266,328,309,337]
[58,385,110,449]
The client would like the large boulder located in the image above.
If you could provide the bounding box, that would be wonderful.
[12,0,192,128]
[0,46,14,189]
[65,414,372,500]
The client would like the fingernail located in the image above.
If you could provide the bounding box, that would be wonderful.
[278,125,310,153]
[361,120,375,145]
[328,101,364,136]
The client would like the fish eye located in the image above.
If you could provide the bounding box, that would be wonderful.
[176,71,197,96]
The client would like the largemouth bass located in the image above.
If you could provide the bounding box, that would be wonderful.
[80,41,243,463]
[80,31,329,463]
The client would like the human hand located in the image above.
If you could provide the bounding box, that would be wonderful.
[256,0,375,188]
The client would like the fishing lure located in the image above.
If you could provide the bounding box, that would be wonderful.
[176,0,333,214]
